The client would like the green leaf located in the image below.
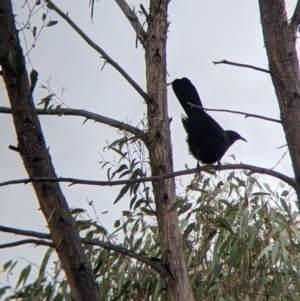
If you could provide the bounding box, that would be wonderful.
[168,199,183,213]
[291,225,300,242]
[129,195,137,210]
[183,222,195,238]
[47,20,58,27]
[228,243,238,267]
[70,208,85,215]
[133,198,145,210]
[272,241,279,263]
[133,237,143,251]
[111,164,129,180]
[280,230,288,263]
[2,260,13,271]
[37,94,55,110]
[280,197,291,218]
[215,217,233,233]
[208,283,219,294]
[118,170,131,178]
[247,225,257,249]
[39,248,53,276]
[242,209,249,232]
[257,246,271,260]
[114,184,130,204]
[15,265,31,289]
[114,219,121,228]
[141,207,156,216]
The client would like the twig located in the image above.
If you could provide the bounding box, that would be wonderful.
[114,0,146,46]
[0,225,164,274]
[8,145,20,152]
[44,0,151,103]
[270,151,287,170]
[187,103,281,124]
[0,164,295,188]
[139,4,149,18]
[213,59,270,74]
[290,0,300,34]
[0,106,145,140]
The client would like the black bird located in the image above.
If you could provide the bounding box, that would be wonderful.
[172,77,246,165]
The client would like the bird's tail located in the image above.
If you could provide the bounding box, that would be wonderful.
[172,77,203,116]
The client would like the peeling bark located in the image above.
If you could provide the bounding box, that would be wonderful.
[144,1,194,300]
[259,0,300,206]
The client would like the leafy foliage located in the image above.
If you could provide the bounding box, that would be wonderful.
[1,132,299,300]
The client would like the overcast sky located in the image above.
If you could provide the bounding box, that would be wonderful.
[0,0,298,291]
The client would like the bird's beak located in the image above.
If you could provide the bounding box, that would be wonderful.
[240,136,247,143]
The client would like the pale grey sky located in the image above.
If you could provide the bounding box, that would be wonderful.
[0,0,297,292]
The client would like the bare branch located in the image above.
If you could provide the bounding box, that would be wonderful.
[0,225,165,274]
[115,0,146,46]
[44,0,151,103]
[187,103,281,124]
[84,239,164,274]
[0,239,53,249]
[0,226,50,238]
[0,106,145,139]
[290,0,300,34]
[213,59,270,74]
[0,164,295,188]
[139,4,149,18]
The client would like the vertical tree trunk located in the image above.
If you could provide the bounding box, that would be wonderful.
[259,0,300,206]
[0,1,101,300]
[144,1,194,300]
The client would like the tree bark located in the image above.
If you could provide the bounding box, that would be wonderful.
[144,1,194,300]
[259,0,300,206]
[0,1,101,300]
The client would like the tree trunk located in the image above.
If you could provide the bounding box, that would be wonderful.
[259,0,300,206]
[144,1,194,300]
[0,1,101,300]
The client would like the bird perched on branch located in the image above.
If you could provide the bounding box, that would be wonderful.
[172,77,246,165]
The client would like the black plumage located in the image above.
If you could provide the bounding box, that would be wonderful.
[172,77,246,165]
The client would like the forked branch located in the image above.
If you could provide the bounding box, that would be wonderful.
[115,0,146,47]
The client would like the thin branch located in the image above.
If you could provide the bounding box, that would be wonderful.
[213,59,270,74]
[290,0,300,34]
[44,0,151,103]
[83,239,164,274]
[187,103,281,124]
[139,4,149,18]
[0,225,164,274]
[114,0,146,47]
[0,106,145,139]
[0,164,295,188]
[0,239,53,249]
[0,226,50,238]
